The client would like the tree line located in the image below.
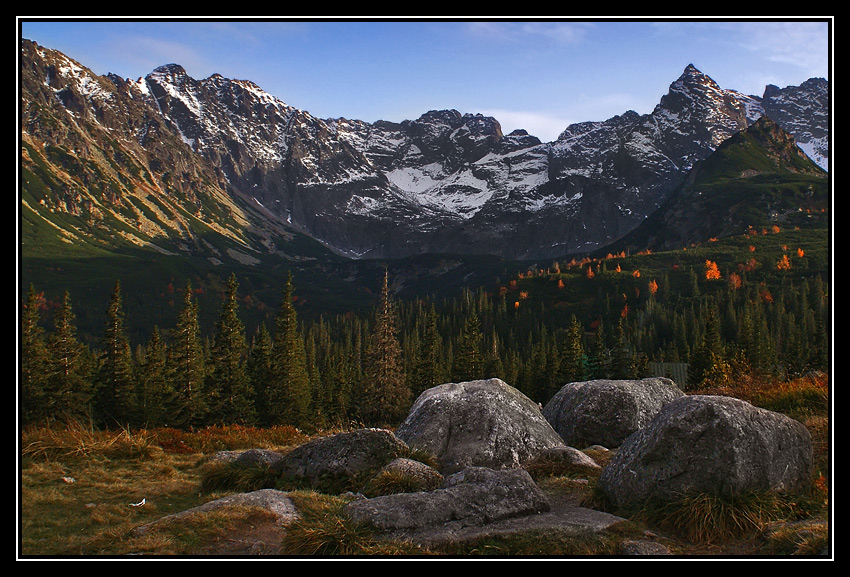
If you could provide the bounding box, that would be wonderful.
[20,263,829,432]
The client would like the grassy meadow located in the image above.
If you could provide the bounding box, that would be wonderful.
[19,371,829,558]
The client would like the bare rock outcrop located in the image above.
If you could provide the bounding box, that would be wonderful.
[345,466,550,531]
[542,378,685,448]
[131,489,299,536]
[395,379,567,474]
[272,428,408,490]
[598,395,814,509]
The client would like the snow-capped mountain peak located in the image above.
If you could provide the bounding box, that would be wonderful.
[21,38,828,261]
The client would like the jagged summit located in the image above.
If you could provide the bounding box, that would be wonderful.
[20,40,829,263]
[608,113,828,255]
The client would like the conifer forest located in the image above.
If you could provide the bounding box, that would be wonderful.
[20,233,830,433]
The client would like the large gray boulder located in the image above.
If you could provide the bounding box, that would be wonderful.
[345,466,550,531]
[395,379,566,474]
[598,395,814,509]
[542,378,685,448]
[273,428,408,489]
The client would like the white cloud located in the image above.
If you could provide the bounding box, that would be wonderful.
[464,20,593,45]
[740,21,829,75]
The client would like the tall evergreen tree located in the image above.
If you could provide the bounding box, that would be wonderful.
[270,272,312,428]
[46,291,91,422]
[21,284,49,425]
[169,281,207,428]
[247,322,275,426]
[94,280,136,428]
[484,327,506,382]
[304,326,324,424]
[609,318,633,379]
[558,314,586,384]
[360,270,410,426]
[136,325,176,428]
[411,304,445,397]
[586,321,608,379]
[687,303,725,388]
[207,274,256,426]
[452,310,483,382]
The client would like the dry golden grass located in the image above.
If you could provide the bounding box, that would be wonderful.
[281,491,431,556]
[19,371,831,558]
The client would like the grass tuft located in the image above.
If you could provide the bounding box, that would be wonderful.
[22,418,161,462]
[360,468,439,498]
[281,492,428,556]
[199,462,280,494]
[762,520,830,556]
[631,491,799,545]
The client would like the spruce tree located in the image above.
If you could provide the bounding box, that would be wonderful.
[329,329,359,425]
[21,284,49,425]
[609,318,633,379]
[136,325,175,428]
[360,270,410,426]
[411,304,445,397]
[304,327,324,425]
[94,280,136,428]
[46,291,91,422]
[452,310,483,382]
[207,273,256,426]
[270,272,311,428]
[528,330,552,403]
[247,322,275,426]
[169,281,207,428]
[484,327,505,382]
[558,314,586,384]
[687,304,725,388]
[586,321,608,379]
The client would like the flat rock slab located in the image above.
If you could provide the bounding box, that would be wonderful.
[131,489,299,536]
[375,501,626,548]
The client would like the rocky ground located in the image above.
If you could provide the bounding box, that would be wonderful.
[185,487,655,557]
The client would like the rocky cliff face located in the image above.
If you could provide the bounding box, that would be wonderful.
[760,77,829,171]
[20,39,829,262]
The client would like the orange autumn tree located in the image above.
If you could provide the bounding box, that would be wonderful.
[728,272,743,290]
[705,260,721,280]
[777,254,792,270]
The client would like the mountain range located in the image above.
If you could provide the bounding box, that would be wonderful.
[20,38,829,273]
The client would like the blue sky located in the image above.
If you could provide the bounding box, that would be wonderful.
[19,18,831,142]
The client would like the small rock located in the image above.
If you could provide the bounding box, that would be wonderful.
[234,448,284,468]
[620,539,672,556]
